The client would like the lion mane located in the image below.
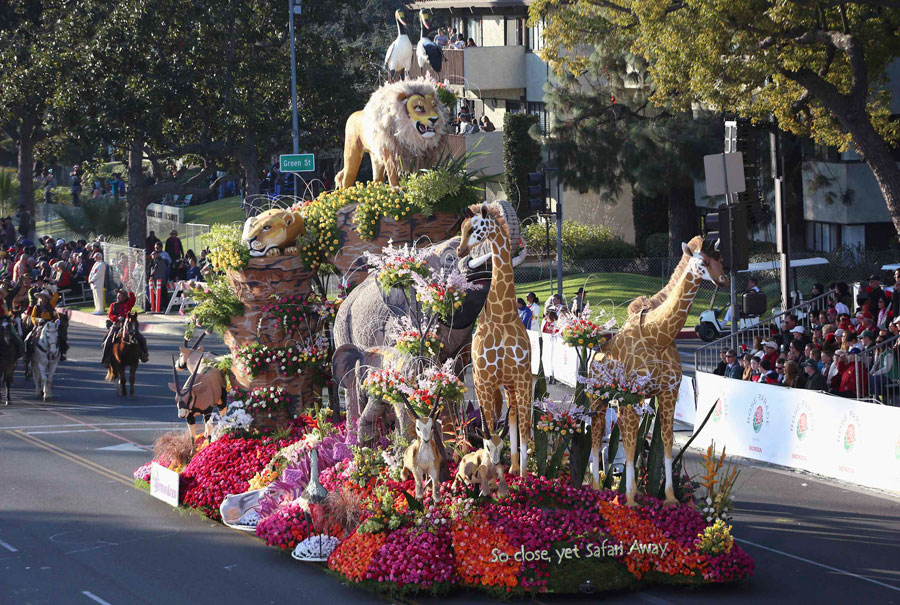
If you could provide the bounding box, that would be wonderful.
[335,78,448,189]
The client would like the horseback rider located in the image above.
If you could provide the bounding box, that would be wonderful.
[25,288,62,367]
[0,279,25,358]
[101,289,149,366]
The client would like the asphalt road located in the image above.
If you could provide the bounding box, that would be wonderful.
[1,326,899,604]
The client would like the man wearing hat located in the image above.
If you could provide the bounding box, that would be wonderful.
[862,274,885,314]
[0,279,25,358]
[24,287,63,369]
[837,346,868,398]
[88,252,107,315]
[802,359,826,391]
[165,229,184,263]
[101,289,149,366]
[762,340,779,369]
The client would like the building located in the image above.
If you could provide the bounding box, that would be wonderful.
[408,0,636,245]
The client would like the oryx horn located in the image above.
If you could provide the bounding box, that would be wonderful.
[191,330,206,350]
[171,356,182,395]
[185,357,202,393]
[404,400,420,420]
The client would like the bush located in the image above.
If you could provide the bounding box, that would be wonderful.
[55,197,127,239]
[643,233,669,258]
[523,219,636,261]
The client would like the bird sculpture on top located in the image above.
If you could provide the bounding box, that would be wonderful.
[416,9,443,77]
[384,9,412,82]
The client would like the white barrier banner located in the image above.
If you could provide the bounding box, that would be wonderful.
[528,331,541,375]
[695,373,900,492]
[674,377,696,426]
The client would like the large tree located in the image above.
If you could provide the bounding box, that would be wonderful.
[531,0,900,240]
[545,37,720,254]
[0,0,69,212]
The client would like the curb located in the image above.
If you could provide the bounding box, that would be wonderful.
[677,330,698,339]
[66,308,187,337]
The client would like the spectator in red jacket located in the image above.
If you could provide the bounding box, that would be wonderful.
[762,340,779,370]
[836,347,868,398]
[51,261,72,290]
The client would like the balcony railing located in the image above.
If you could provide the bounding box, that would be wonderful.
[408,46,525,90]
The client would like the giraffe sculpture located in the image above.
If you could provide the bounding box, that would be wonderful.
[457,203,532,477]
[590,236,728,505]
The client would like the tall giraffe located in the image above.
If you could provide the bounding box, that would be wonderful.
[590,236,728,505]
[457,203,532,477]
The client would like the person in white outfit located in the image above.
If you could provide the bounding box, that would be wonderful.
[89,252,107,314]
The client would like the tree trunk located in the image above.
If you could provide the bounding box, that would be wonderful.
[127,135,147,248]
[16,117,36,213]
[844,116,900,243]
[239,142,260,198]
[667,181,698,256]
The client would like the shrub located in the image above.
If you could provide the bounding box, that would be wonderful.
[523,219,636,261]
[55,196,127,239]
[502,113,542,217]
[643,233,669,258]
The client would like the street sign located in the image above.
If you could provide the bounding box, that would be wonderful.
[280,153,315,173]
[703,152,745,196]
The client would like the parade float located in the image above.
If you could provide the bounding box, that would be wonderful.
[135,76,753,598]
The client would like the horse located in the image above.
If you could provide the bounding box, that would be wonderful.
[31,319,61,401]
[0,319,21,404]
[106,313,141,396]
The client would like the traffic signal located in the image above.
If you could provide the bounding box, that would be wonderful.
[527,172,545,212]
[713,205,749,273]
[704,210,721,245]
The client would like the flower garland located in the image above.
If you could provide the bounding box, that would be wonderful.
[580,358,656,415]
[245,386,290,414]
[235,342,269,378]
[260,293,337,338]
[559,318,608,350]
[205,223,250,272]
[365,241,430,292]
[394,329,442,357]
[533,397,592,435]
[412,266,475,322]
[362,369,410,406]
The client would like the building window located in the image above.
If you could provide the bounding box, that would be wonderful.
[506,100,522,114]
[527,17,544,51]
[504,17,525,46]
[466,16,482,47]
[527,101,548,135]
[805,221,841,252]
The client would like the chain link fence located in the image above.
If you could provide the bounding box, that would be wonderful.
[514,248,900,330]
[146,217,211,255]
[101,243,146,309]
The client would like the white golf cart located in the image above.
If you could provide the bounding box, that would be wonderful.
[694,257,829,342]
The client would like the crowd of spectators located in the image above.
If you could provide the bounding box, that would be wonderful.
[714,272,900,404]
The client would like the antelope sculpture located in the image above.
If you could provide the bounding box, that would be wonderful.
[453,422,508,498]
[400,401,446,502]
[168,356,227,451]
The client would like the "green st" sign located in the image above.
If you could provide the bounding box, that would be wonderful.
[280,153,316,172]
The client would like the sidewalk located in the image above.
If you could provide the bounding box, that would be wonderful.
[67,308,187,337]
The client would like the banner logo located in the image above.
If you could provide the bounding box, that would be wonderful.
[712,398,726,423]
[797,413,808,440]
[790,401,813,443]
[836,411,861,455]
[746,393,769,435]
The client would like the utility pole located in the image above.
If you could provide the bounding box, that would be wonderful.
[770,118,790,312]
[289,0,302,197]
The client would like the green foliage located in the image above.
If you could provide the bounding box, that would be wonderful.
[403,168,470,217]
[55,197,127,239]
[523,219,635,261]
[204,224,250,272]
[502,113,542,217]
[643,233,669,258]
[186,274,244,337]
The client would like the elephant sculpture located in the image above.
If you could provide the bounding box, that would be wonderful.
[332,200,524,443]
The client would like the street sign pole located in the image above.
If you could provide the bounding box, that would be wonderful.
[770,119,790,312]
[289,0,301,197]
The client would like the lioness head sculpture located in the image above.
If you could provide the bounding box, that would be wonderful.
[243,208,306,258]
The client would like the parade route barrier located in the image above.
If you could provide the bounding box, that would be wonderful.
[695,372,900,492]
[165,280,203,315]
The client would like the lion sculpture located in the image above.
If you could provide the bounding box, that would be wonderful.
[242,208,306,257]
[335,78,448,189]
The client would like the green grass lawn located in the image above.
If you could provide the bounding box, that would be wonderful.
[183,196,244,226]
[515,271,716,329]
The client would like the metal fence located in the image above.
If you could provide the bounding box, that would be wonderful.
[102,243,146,309]
[146,217,210,255]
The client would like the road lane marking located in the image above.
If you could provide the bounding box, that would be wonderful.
[2,422,177,430]
[25,428,175,435]
[19,405,172,411]
[736,538,900,593]
[82,591,113,605]
[10,431,134,488]
[0,538,18,552]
